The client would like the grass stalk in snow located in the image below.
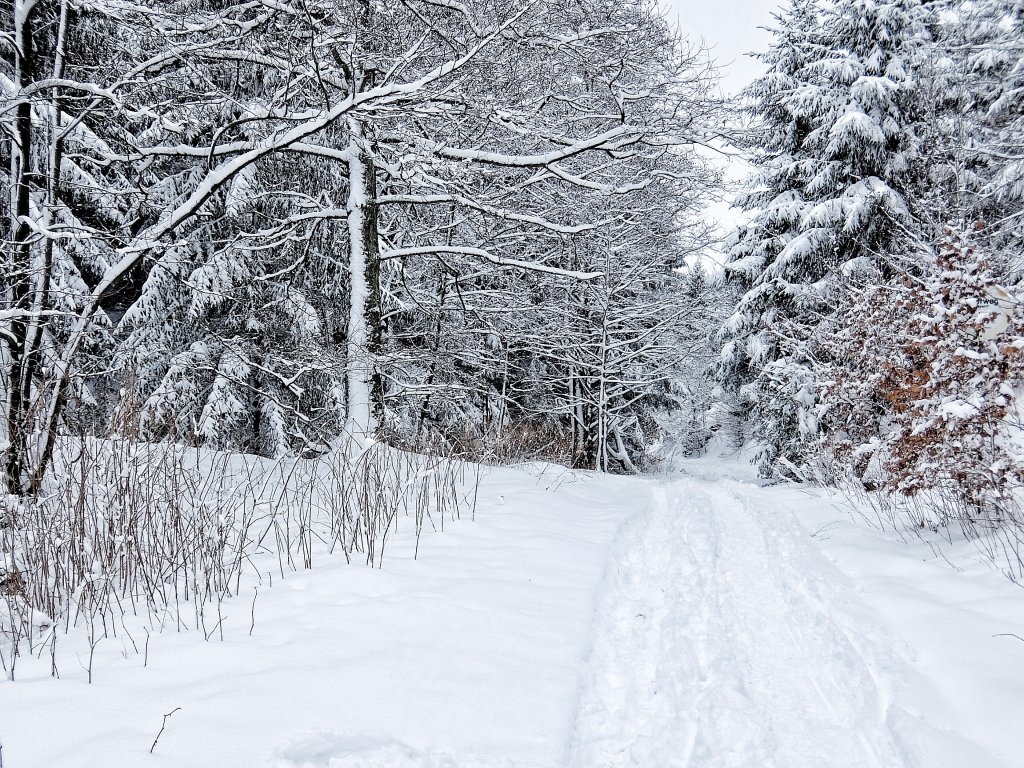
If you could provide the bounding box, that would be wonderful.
[821,462,1024,583]
[0,437,478,678]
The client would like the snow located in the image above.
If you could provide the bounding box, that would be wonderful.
[380,246,603,281]
[829,110,886,147]
[3,457,1024,767]
[13,0,38,36]
[1,465,637,767]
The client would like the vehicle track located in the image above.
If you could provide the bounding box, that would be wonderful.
[567,478,907,768]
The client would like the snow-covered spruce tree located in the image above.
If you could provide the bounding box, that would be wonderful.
[964,0,1024,255]
[718,0,930,473]
[803,0,1024,493]
[118,150,352,457]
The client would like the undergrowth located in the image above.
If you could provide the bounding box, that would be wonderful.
[0,438,479,680]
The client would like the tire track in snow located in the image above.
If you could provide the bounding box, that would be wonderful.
[567,478,907,768]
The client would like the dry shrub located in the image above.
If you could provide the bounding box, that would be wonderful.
[887,237,1024,508]
[0,437,478,679]
[398,416,575,467]
[816,231,1024,578]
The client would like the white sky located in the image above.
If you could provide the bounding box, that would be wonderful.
[658,0,783,266]
[660,0,782,95]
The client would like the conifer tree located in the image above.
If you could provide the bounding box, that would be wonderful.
[719,0,930,472]
[966,0,1024,252]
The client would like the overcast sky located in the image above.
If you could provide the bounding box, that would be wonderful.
[656,0,784,264]
[660,0,782,94]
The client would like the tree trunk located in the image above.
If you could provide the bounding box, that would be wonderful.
[3,0,39,495]
[415,276,448,441]
[26,0,70,495]
[345,118,384,437]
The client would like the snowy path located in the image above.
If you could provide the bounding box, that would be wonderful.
[569,478,904,768]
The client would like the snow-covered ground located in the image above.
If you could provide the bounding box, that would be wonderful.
[3,458,1023,767]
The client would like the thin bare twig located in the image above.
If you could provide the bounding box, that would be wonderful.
[150,707,182,754]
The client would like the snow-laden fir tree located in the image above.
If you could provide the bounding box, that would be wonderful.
[718,0,930,473]
[807,0,1024,491]
[965,0,1024,256]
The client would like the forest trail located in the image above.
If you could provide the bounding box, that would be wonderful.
[567,476,980,768]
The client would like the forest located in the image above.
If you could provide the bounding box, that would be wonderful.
[1,0,728,487]
[5,0,1023,555]
[3,1,1024,765]
[2,0,1024,742]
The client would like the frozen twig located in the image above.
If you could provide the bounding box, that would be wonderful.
[149,707,182,754]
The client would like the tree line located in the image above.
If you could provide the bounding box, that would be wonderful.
[10,0,1019,557]
[2,0,724,494]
